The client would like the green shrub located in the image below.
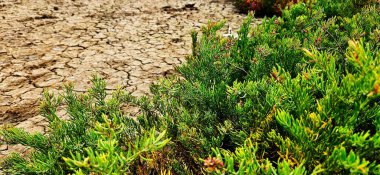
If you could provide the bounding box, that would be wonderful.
[0,76,169,174]
[1,1,379,174]
[207,39,380,174]
[314,0,375,18]
[139,1,379,173]
[232,0,376,17]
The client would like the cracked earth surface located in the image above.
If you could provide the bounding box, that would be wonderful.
[0,0,260,159]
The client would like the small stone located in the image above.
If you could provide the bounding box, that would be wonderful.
[52,46,66,52]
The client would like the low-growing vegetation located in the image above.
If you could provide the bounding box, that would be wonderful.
[232,0,305,16]
[1,0,379,174]
[232,0,375,17]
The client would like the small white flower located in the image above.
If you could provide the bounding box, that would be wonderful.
[222,25,238,38]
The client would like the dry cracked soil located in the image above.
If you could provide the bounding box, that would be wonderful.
[0,0,259,160]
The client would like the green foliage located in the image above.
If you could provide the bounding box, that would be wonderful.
[202,34,380,175]
[232,0,376,17]
[0,76,169,174]
[208,138,314,174]
[314,0,376,18]
[63,116,169,174]
[138,1,380,174]
[1,1,379,175]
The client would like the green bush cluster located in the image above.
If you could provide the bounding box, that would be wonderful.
[232,0,375,17]
[1,1,379,174]
[1,78,169,174]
